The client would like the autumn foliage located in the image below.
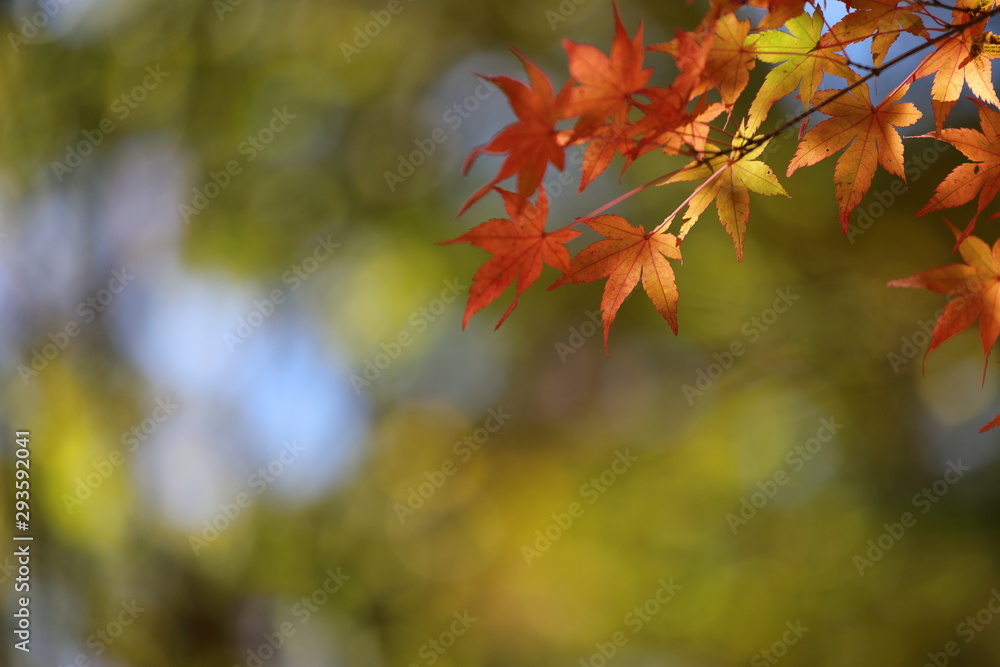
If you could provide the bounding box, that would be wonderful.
[446,0,1000,428]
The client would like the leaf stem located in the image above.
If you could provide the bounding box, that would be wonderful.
[651,166,725,236]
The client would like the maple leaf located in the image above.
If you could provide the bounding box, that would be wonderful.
[980,412,1000,432]
[700,13,758,106]
[444,188,580,328]
[633,88,726,158]
[820,0,927,68]
[888,230,1000,370]
[657,101,728,156]
[550,216,682,350]
[912,5,999,132]
[745,10,853,132]
[577,118,637,192]
[635,30,719,156]
[665,22,716,90]
[750,0,810,29]
[562,3,652,131]
[917,100,1000,230]
[786,82,921,232]
[662,125,789,261]
[459,52,573,215]
[697,0,808,29]
[650,13,757,108]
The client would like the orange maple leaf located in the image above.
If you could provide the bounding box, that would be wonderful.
[980,412,1000,432]
[636,29,719,156]
[697,0,808,29]
[657,101,728,157]
[633,87,726,158]
[550,216,682,350]
[459,52,573,215]
[820,0,927,68]
[917,100,1000,232]
[888,229,1000,370]
[577,118,637,192]
[444,188,580,328]
[562,3,652,131]
[787,82,921,232]
[912,3,999,132]
[650,13,757,108]
[750,0,810,29]
[700,13,758,106]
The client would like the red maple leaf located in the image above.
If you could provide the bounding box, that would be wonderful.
[648,24,713,94]
[444,188,580,328]
[459,52,573,215]
[563,3,652,132]
[637,29,719,156]
[888,227,1000,370]
[577,117,638,192]
[551,216,683,350]
[980,412,1000,432]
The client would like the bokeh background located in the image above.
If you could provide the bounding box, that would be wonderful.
[2,0,1000,665]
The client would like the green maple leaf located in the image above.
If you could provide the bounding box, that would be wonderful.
[745,10,853,132]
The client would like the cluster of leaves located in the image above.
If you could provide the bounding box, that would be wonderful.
[446,0,1000,425]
